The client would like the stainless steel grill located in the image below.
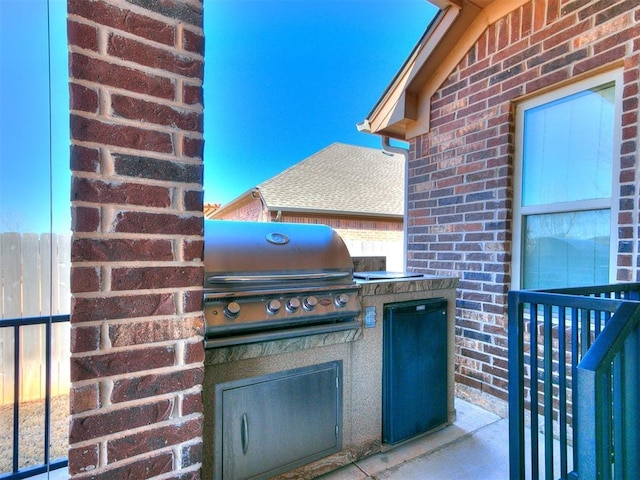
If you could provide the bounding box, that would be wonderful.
[203,220,361,348]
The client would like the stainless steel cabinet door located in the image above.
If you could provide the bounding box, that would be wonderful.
[216,361,342,480]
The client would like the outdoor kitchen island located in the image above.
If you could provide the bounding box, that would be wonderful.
[202,272,458,480]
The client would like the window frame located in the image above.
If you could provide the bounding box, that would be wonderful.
[512,70,623,290]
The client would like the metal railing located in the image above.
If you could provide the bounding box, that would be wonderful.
[0,315,69,480]
[575,301,640,480]
[508,283,640,479]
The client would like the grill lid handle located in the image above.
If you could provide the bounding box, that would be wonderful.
[206,271,351,285]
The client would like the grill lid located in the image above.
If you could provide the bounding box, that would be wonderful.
[204,220,355,291]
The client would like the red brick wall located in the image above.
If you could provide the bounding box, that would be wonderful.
[277,213,402,231]
[408,0,639,403]
[68,0,205,478]
[278,213,404,270]
[211,207,404,270]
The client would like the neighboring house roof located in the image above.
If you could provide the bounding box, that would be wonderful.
[358,0,527,140]
[212,142,404,218]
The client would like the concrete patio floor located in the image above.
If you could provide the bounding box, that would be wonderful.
[319,398,509,480]
[32,398,508,480]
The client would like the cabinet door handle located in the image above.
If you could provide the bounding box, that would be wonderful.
[241,413,249,454]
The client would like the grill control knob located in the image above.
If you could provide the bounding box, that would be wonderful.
[266,299,281,315]
[286,298,301,313]
[303,296,318,311]
[224,301,241,319]
[335,293,350,308]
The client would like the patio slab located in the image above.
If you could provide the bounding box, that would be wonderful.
[319,398,508,480]
[31,399,509,480]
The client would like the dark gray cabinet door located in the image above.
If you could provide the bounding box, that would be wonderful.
[217,362,342,480]
[383,298,448,444]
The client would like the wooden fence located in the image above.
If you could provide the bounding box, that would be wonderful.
[0,232,71,405]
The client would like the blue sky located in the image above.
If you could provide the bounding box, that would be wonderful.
[203,0,437,205]
[0,0,68,233]
[0,0,436,233]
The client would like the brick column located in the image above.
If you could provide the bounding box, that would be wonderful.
[67,0,205,478]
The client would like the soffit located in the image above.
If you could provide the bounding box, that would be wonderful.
[209,189,261,218]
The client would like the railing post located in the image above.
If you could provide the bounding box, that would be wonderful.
[508,291,525,480]
[620,328,639,476]
[576,367,598,480]
[543,304,554,477]
[12,324,21,474]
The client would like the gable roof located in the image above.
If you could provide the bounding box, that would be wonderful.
[212,142,404,219]
[259,142,404,217]
[358,0,527,140]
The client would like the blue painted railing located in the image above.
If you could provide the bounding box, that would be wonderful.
[508,284,640,480]
[0,315,69,480]
[575,301,640,480]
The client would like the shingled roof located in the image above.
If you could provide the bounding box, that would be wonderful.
[257,142,404,217]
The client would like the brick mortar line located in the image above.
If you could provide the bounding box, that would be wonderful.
[70,78,203,112]
[68,44,202,83]
[70,419,205,453]
[70,362,205,388]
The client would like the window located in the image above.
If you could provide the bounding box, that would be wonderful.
[513,72,621,290]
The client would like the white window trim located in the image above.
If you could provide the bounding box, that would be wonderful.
[511,69,623,290]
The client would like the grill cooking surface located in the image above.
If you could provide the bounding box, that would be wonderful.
[203,221,361,347]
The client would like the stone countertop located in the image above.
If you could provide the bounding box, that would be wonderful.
[356,274,459,297]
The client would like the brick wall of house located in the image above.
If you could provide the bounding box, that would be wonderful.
[408,0,639,404]
[279,213,405,270]
[277,213,402,233]
[68,0,205,478]
[210,208,404,268]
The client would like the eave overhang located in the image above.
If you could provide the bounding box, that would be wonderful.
[209,188,262,218]
[358,0,529,141]
[267,206,404,220]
